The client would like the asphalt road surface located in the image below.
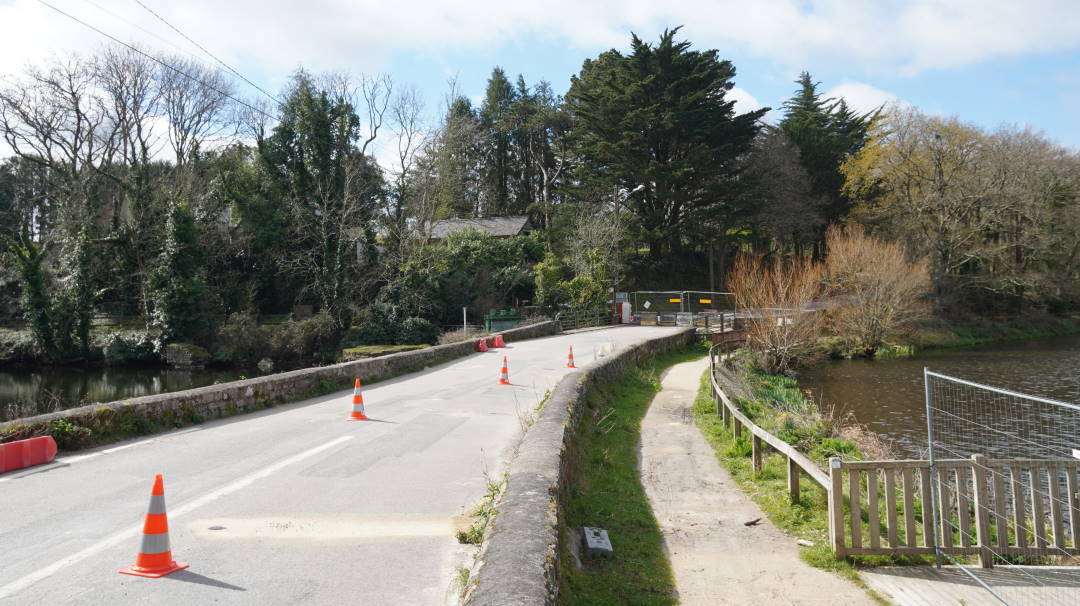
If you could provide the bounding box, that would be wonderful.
[0,326,683,605]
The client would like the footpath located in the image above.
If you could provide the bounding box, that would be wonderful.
[639,356,878,606]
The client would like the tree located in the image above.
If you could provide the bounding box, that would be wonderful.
[740,129,824,255]
[150,203,210,342]
[566,28,766,260]
[823,224,931,356]
[727,253,825,374]
[779,72,876,254]
[478,67,517,215]
[257,71,384,326]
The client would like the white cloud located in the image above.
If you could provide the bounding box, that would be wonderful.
[727,87,762,113]
[2,1,1079,82]
[823,82,904,115]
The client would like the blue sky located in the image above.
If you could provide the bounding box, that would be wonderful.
[3,0,1080,161]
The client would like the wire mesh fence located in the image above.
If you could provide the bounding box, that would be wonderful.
[925,369,1080,606]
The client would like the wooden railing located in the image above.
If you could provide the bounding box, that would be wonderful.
[832,457,1080,564]
[708,346,830,502]
[708,344,1080,567]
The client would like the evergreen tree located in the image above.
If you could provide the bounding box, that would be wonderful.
[150,203,210,343]
[779,72,877,254]
[479,68,517,215]
[566,28,767,259]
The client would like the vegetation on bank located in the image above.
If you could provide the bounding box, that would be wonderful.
[557,343,708,606]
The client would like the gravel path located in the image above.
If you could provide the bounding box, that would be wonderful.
[639,357,879,605]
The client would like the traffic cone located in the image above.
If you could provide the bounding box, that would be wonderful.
[566,346,576,368]
[477,338,488,352]
[347,378,368,421]
[498,356,511,385]
[493,334,505,348]
[118,474,188,578]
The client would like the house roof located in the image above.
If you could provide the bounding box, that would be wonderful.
[427,216,531,239]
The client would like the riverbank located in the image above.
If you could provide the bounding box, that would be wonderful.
[911,314,1080,350]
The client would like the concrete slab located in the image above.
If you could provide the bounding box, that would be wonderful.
[861,565,1080,606]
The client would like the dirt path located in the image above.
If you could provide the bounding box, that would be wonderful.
[639,357,879,606]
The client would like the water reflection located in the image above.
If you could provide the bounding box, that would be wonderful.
[798,334,1080,458]
[0,365,258,421]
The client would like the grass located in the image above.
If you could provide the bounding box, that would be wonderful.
[557,342,708,606]
[340,344,430,361]
[690,369,922,605]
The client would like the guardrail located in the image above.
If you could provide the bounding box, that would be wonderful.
[555,308,613,331]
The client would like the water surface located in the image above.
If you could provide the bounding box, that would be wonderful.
[798,334,1080,458]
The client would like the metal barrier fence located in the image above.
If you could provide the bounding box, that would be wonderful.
[924,370,1080,606]
[555,308,613,332]
[631,291,735,315]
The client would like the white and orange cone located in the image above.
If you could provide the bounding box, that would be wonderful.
[118,474,188,578]
[497,356,511,385]
[566,346,576,368]
[347,378,368,421]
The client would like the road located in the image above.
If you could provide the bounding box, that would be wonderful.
[0,326,683,605]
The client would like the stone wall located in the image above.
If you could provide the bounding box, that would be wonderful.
[463,327,697,605]
[0,321,560,443]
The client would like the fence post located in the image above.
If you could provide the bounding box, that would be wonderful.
[788,456,801,504]
[752,435,763,473]
[971,454,994,568]
[830,457,846,559]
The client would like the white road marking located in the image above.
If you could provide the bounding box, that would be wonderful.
[0,435,353,600]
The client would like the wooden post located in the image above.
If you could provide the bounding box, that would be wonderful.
[830,458,846,559]
[752,435,763,473]
[733,418,741,441]
[971,455,994,568]
[787,456,801,504]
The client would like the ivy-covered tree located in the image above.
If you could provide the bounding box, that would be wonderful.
[566,27,766,260]
[150,203,210,343]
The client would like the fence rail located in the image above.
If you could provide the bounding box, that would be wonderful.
[555,308,613,331]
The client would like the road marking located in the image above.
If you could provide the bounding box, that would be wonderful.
[189,516,452,540]
[49,428,204,467]
[0,434,353,600]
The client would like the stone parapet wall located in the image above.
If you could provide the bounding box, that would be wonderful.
[0,321,560,442]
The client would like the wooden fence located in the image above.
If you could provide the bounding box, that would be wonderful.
[708,345,1080,568]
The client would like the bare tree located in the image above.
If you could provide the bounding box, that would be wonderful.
[158,55,234,166]
[359,73,392,156]
[727,253,825,374]
[823,224,931,356]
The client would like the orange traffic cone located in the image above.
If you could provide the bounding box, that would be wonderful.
[566,346,576,368]
[477,338,489,352]
[498,356,511,385]
[347,378,369,421]
[493,334,505,348]
[118,474,188,578]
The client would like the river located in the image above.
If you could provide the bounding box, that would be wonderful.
[798,334,1080,458]
[0,365,260,422]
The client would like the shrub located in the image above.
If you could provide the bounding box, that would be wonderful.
[49,419,93,450]
[99,330,160,364]
[0,328,41,364]
[399,317,438,345]
[213,313,270,363]
[270,313,340,364]
[349,303,402,345]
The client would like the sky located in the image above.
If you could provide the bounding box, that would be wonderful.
[2,0,1080,166]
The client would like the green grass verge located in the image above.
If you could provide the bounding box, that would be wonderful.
[558,342,708,606]
[340,344,430,360]
[690,369,910,606]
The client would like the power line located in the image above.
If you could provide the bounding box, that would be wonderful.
[81,0,201,61]
[132,0,282,105]
[35,0,277,121]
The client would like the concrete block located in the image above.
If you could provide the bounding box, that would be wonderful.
[583,526,613,559]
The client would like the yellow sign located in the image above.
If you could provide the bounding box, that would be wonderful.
[699,298,712,304]
[668,298,681,303]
